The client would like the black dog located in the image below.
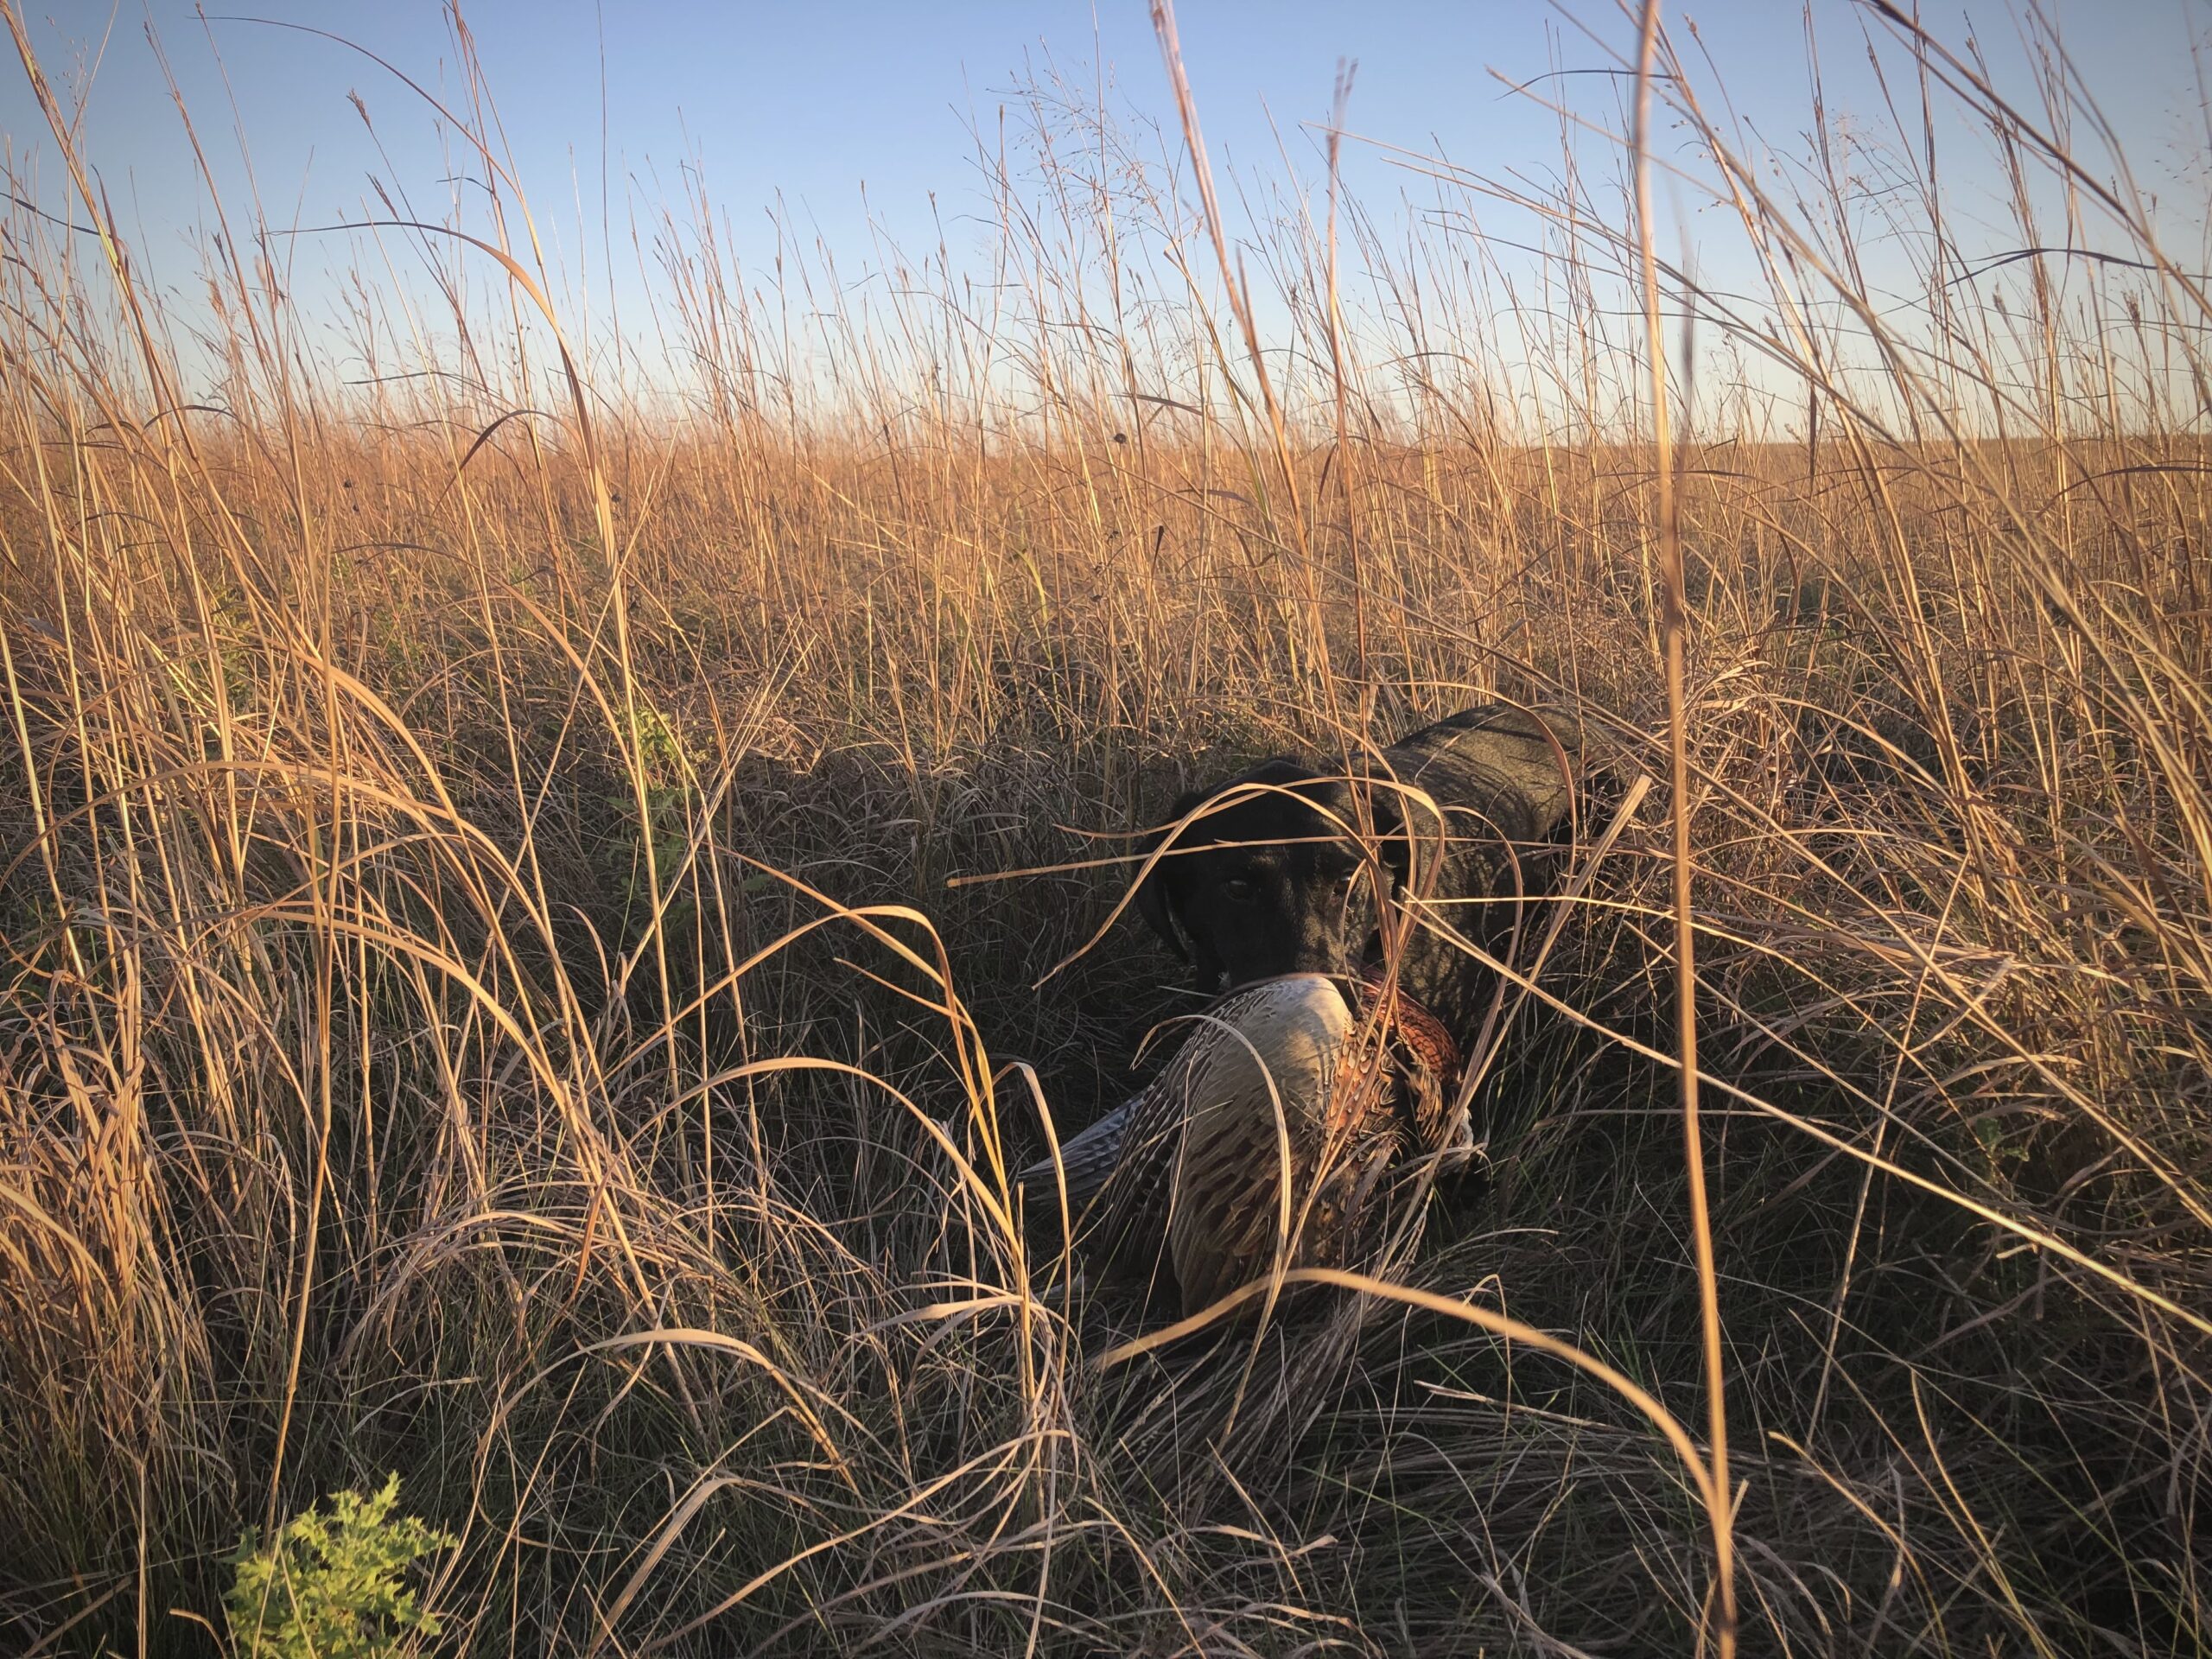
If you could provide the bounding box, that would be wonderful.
[1133,703,1584,1039]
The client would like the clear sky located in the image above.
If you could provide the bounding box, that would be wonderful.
[3,1,2206,411]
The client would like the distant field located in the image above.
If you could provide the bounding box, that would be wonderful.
[3,5,2208,1655]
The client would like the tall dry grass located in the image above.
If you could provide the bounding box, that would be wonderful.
[2,1,2208,1653]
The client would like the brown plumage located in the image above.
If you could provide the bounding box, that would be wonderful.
[1042,973,1462,1317]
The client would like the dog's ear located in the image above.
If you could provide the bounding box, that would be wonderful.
[1131,787,1207,961]
[1361,772,1421,893]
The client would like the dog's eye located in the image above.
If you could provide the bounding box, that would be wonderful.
[1222,876,1260,904]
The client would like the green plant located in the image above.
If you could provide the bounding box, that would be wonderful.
[601,699,701,935]
[226,1478,454,1659]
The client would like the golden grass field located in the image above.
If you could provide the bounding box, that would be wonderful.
[3,3,2209,1653]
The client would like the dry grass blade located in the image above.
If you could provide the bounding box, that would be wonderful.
[1632,3,1734,1653]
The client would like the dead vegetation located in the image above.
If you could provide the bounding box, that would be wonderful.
[1,1,2208,1653]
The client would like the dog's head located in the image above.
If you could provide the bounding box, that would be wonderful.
[1133,758,1403,991]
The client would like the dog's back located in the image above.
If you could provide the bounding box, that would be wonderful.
[1364,703,1585,1033]
[1373,702,1581,883]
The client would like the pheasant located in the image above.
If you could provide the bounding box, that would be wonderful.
[1023,972,1464,1316]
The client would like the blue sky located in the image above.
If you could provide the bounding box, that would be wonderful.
[3,1,2206,415]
